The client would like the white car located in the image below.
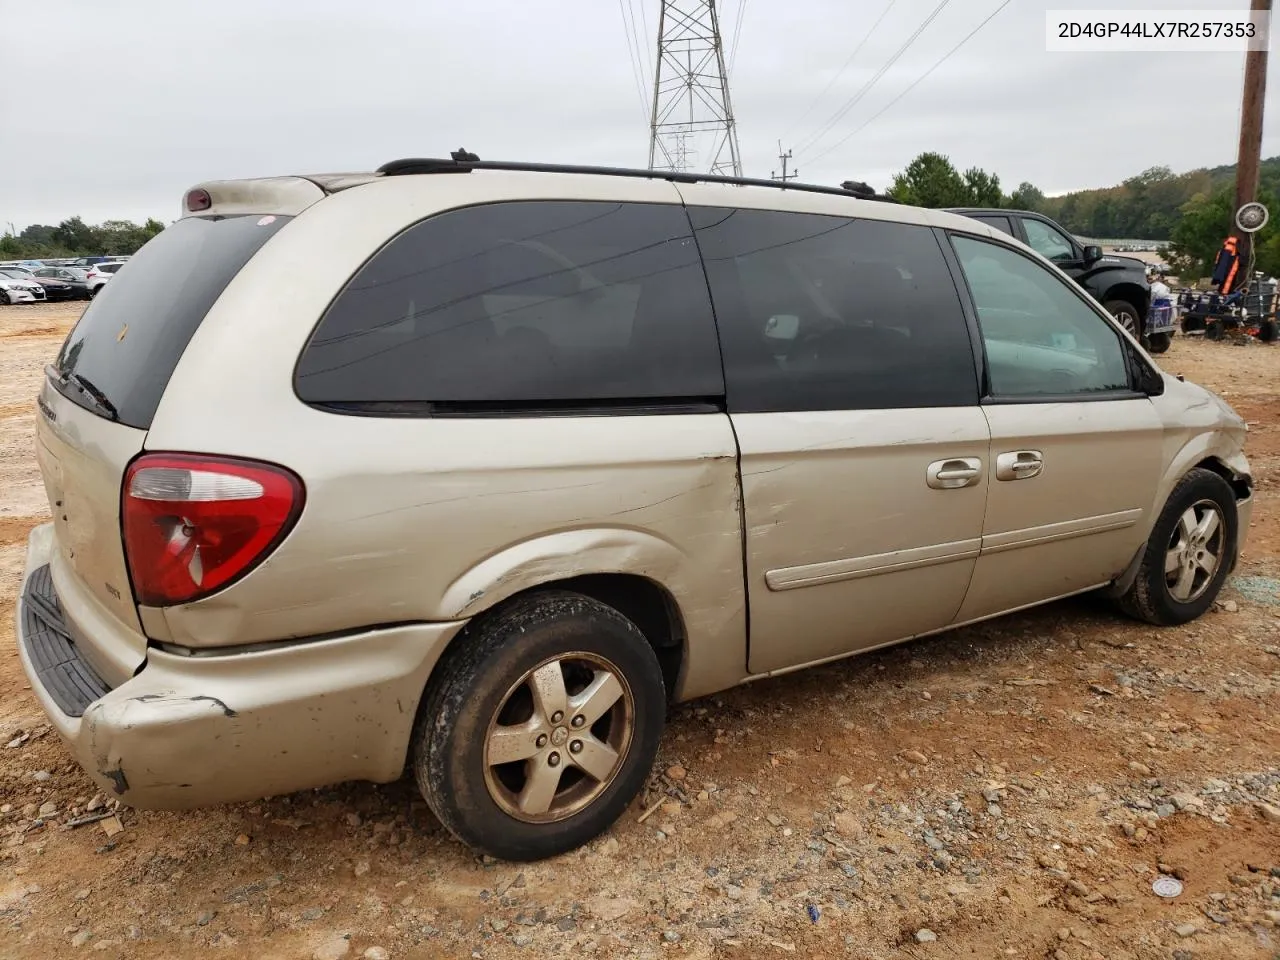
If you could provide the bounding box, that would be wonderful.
[0,268,47,304]
[85,261,125,297]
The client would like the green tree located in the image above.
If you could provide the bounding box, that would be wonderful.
[1008,181,1045,210]
[888,152,968,207]
[963,167,1002,207]
[51,216,95,253]
[888,152,1002,208]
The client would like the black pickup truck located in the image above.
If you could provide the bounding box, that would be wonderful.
[946,208,1156,348]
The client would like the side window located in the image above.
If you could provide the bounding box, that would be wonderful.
[973,215,1015,237]
[296,201,724,410]
[951,236,1132,398]
[1020,218,1076,263]
[689,208,978,412]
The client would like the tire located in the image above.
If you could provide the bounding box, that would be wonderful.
[1206,319,1223,341]
[413,590,666,861]
[1258,319,1277,343]
[1147,332,1172,354]
[1105,299,1142,339]
[0,289,10,306]
[1116,468,1238,626]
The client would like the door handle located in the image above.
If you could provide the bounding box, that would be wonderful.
[926,457,983,490]
[995,450,1043,481]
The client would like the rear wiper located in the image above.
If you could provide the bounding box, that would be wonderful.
[49,366,119,422]
[68,373,119,421]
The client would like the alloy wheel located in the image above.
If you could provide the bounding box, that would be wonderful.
[1165,499,1225,603]
[483,651,634,823]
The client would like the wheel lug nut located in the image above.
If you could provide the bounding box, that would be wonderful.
[571,715,585,728]
[548,752,561,767]
[570,740,583,754]
[551,711,564,724]
[536,734,548,748]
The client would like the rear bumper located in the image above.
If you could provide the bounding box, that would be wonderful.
[16,524,467,809]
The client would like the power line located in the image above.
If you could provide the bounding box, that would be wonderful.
[617,0,652,126]
[626,0,653,89]
[728,0,749,78]
[795,0,952,158]
[637,0,653,81]
[804,0,1013,166]
[783,0,898,143]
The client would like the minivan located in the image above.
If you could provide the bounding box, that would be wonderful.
[17,156,1252,862]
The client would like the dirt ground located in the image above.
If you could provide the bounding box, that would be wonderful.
[0,301,1277,960]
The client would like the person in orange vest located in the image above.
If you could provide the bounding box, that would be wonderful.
[1212,235,1241,295]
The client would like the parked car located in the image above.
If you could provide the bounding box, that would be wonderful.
[33,266,92,300]
[17,158,1252,863]
[0,268,47,304]
[32,275,76,301]
[945,208,1154,346]
[84,261,124,297]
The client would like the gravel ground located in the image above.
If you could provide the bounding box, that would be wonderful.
[0,301,1277,960]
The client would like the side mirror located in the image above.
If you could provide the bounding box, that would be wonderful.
[1082,245,1103,264]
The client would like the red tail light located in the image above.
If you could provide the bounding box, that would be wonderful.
[122,454,304,606]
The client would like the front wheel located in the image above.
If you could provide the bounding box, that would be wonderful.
[0,289,10,306]
[1115,468,1238,625]
[1147,332,1172,354]
[1105,299,1142,339]
[413,591,666,861]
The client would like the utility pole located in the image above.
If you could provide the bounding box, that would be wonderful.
[771,142,797,182]
[1234,0,1271,264]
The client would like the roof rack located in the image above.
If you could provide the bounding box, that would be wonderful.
[376,150,899,203]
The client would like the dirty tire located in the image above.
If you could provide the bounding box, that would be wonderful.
[1147,332,1172,354]
[1116,468,1238,626]
[413,590,666,862]
[1206,319,1224,341]
[1105,299,1142,339]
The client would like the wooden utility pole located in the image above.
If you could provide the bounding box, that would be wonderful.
[1234,0,1271,264]
[771,141,797,182]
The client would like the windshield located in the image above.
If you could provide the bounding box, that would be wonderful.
[53,214,292,428]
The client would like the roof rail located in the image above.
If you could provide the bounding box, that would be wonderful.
[375,151,899,203]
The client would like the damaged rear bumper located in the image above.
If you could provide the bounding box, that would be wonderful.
[16,523,467,809]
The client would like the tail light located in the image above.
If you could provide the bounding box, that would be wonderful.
[122,454,304,606]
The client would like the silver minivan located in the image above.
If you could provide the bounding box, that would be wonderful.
[16,156,1252,861]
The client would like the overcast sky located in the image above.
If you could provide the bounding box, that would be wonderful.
[1,0,1276,229]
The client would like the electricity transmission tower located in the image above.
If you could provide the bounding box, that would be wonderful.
[648,0,742,177]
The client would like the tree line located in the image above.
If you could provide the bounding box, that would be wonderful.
[887,151,1280,282]
[0,217,166,260]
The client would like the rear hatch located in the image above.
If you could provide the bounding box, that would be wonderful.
[36,213,293,676]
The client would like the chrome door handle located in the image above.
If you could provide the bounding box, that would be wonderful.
[995,450,1043,481]
[926,457,983,490]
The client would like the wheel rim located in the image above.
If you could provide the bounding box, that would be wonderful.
[1165,499,1225,603]
[1113,307,1138,334]
[483,651,634,824]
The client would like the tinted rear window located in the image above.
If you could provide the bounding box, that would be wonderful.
[53,214,291,428]
[295,200,724,414]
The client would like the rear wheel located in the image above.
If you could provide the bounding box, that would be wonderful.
[0,289,10,306]
[1115,468,1238,625]
[1105,299,1142,339]
[413,591,666,861]
[1147,332,1172,354]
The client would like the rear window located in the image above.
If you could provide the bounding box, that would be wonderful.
[295,200,724,414]
[53,214,291,428]
[99,262,124,274]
